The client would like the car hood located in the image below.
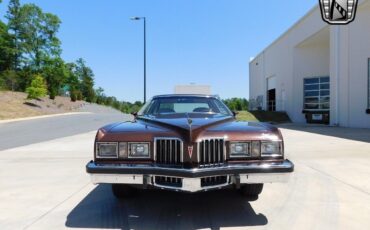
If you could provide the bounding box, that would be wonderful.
[97,113,281,142]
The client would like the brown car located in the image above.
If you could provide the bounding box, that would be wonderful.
[86,94,294,199]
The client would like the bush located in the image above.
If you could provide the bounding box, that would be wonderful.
[70,90,77,102]
[26,75,47,99]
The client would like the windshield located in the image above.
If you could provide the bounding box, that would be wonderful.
[138,96,233,116]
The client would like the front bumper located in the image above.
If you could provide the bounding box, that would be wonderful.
[86,160,294,192]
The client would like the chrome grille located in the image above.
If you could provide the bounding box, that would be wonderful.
[198,139,225,167]
[155,138,183,165]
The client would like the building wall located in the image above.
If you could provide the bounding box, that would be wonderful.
[249,6,328,122]
[174,85,211,95]
[249,0,370,128]
[342,3,370,127]
[293,40,330,122]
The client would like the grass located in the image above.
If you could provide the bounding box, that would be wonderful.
[236,110,291,124]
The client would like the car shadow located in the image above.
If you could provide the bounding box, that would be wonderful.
[65,184,268,229]
[278,123,370,143]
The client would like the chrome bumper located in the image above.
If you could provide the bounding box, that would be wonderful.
[86,160,293,192]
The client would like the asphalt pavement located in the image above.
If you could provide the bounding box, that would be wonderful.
[0,105,130,151]
[0,112,370,229]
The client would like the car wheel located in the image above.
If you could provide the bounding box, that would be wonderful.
[111,184,135,199]
[240,183,264,199]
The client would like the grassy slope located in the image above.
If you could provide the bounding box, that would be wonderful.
[236,110,291,123]
[0,91,86,120]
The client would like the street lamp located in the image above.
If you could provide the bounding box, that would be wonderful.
[130,16,147,104]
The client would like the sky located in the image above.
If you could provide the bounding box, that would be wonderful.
[0,0,317,102]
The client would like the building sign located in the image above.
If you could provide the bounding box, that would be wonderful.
[319,0,358,24]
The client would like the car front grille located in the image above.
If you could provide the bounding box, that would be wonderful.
[155,138,183,166]
[198,138,225,167]
[154,176,183,188]
[201,176,228,187]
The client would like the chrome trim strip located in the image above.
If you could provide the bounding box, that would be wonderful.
[90,173,291,192]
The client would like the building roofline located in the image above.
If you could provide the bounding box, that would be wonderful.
[249,4,319,63]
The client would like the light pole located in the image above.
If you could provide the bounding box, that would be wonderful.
[130,16,146,104]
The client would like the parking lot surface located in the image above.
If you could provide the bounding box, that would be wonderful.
[0,120,369,229]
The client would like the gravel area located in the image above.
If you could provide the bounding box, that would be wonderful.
[0,91,122,120]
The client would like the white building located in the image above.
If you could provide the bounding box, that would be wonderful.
[174,85,211,95]
[249,0,370,128]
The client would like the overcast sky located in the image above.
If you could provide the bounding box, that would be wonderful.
[0,0,317,102]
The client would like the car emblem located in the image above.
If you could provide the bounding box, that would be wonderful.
[188,146,194,158]
[319,0,358,25]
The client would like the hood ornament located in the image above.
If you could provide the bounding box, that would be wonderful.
[186,113,193,142]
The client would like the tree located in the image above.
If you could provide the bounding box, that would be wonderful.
[75,58,95,102]
[65,62,81,102]
[0,70,19,91]
[223,98,249,111]
[26,74,47,99]
[41,57,67,99]
[0,20,15,72]
[16,4,61,70]
[95,87,105,104]
[5,0,21,70]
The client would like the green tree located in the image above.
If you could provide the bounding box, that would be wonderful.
[65,62,81,102]
[223,98,249,111]
[5,0,22,70]
[95,87,105,104]
[0,70,19,91]
[26,74,47,99]
[0,20,15,72]
[41,57,67,99]
[16,4,61,70]
[75,58,95,102]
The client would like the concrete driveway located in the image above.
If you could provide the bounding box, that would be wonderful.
[0,121,369,229]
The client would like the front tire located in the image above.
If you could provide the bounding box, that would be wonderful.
[240,184,264,200]
[111,184,135,199]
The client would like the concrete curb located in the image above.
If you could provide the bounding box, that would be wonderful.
[0,112,93,124]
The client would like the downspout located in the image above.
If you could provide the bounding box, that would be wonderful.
[334,26,340,126]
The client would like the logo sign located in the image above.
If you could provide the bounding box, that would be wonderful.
[319,0,358,25]
[188,146,194,158]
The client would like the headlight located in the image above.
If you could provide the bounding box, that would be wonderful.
[96,142,118,158]
[229,142,250,158]
[129,143,150,158]
[261,141,282,157]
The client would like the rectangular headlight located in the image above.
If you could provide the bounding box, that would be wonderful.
[229,142,250,158]
[261,141,281,157]
[96,142,118,158]
[129,143,150,158]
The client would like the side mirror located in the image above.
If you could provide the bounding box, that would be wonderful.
[232,111,239,117]
[131,111,138,118]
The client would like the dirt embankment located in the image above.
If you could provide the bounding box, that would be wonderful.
[0,91,87,120]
